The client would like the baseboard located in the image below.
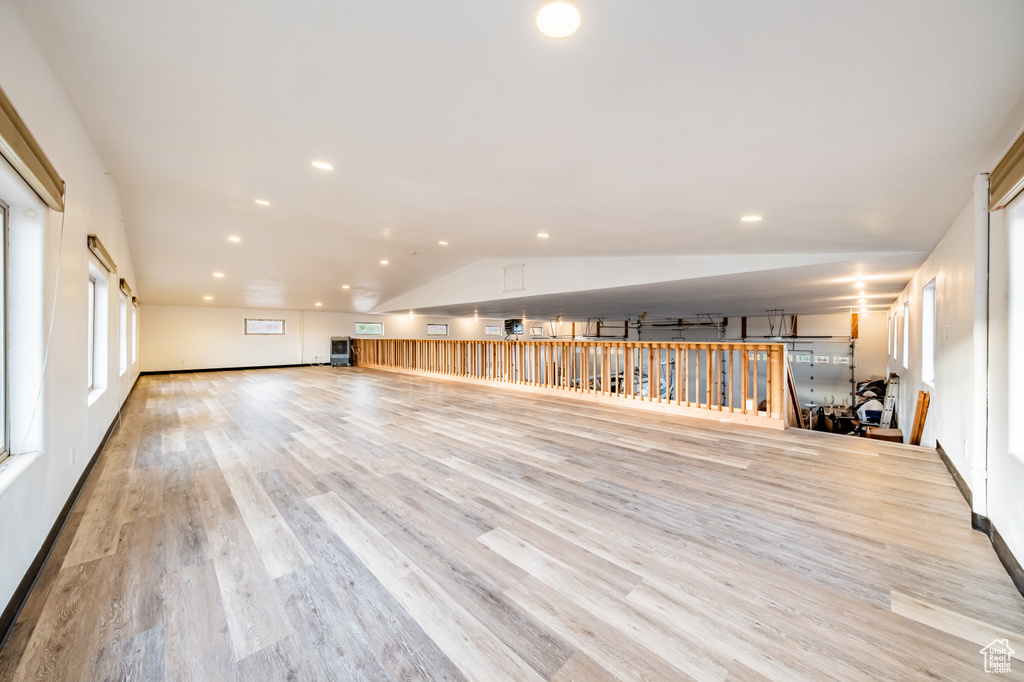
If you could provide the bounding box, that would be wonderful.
[141,363,308,375]
[932,443,1023,600]
[990,524,1024,599]
[935,440,972,508]
[0,375,140,652]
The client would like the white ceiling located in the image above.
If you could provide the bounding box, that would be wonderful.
[13,0,1024,318]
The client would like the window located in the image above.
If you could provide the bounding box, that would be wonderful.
[0,199,7,461]
[132,302,138,365]
[355,322,383,335]
[485,325,502,336]
[426,324,448,336]
[87,277,96,389]
[1008,193,1024,461]
[87,258,109,401]
[119,292,128,375]
[887,314,892,356]
[921,280,936,385]
[244,318,285,334]
[902,301,910,370]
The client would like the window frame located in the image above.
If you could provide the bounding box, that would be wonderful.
[354,322,383,335]
[87,275,96,390]
[902,301,910,370]
[0,199,7,462]
[244,318,285,335]
[132,301,138,365]
[118,291,128,376]
[921,280,936,385]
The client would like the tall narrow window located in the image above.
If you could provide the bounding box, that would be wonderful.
[902,301,910,370]
[87,258,109,402]
[0,199,7,461]
[87,276,96,389]
[921,281,936,385]
[1008,193,1024,461]
[887,314,892,356]
[132,302,138,365]
[119,292,127,375]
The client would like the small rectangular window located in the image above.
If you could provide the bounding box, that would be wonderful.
[355,322,383,335]
[426,324,448,336]
[119,293,128,375]
[244,318,285,335]
[485,325,501,336]
[922,281,936,385]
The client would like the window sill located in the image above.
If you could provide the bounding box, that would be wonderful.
[0,450,43,499]
[87,387,105,407]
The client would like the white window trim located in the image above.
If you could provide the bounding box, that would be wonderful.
[88,257,109,405]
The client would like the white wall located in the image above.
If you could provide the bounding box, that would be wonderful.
[140,305,516,371]
[888,200,976,473]
[0,0,140,615]
[988,195,1024,572]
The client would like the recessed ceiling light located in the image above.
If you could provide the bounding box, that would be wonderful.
[380,259,389,265]
[255,199,270,206]
[858,298,866,304]
[342,284,350,289]
[439,241,448,246]
[854,280,865,288]
[203,296,213,301]
[741,216,762,222]
[537,233,549,238]
[312,161,334,171]
[228,236,241,242]
[213,272,224,278]
[409,311,414,319]
[315,302,322,307]
[860,307,869,313]
[536,1,581,38]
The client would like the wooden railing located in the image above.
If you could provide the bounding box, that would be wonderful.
[353,339,788,429]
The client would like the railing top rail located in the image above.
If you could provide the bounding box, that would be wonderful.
[359,338,785,348]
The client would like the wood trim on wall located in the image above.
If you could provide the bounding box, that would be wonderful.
[0,84,64,212]
[990,125,1024,210]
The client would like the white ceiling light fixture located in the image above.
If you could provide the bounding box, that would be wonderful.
[315,302,322,307]
[537,232,549,238]
[213,272,224,278]
[228,236,241,242]
[312,161,334,171]
[438,241,448,246]
[255,199,270,206]
[342,284,350,289]
[380,259,389,265]
[536,1,581,38]
[741,215,762,222]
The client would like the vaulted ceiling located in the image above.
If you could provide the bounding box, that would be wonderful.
[14,0,1024,318]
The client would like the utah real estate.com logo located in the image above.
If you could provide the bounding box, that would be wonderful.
[980,639,1014,674]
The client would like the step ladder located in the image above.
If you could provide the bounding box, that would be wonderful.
[879,373,899,428]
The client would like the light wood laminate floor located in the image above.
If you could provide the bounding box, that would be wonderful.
[2,367,1022,681]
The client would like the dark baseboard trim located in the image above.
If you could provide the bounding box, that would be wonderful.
[141,363,308,375]
[931,443,1023,600]
[0,375,140,652]
[935,440,972,508]
[990,524,1024,598]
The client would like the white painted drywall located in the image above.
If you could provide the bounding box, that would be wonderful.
[140,305,514,371]
[888,199,976,473]
[0,0,140,615]
[988,195,1024,573]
